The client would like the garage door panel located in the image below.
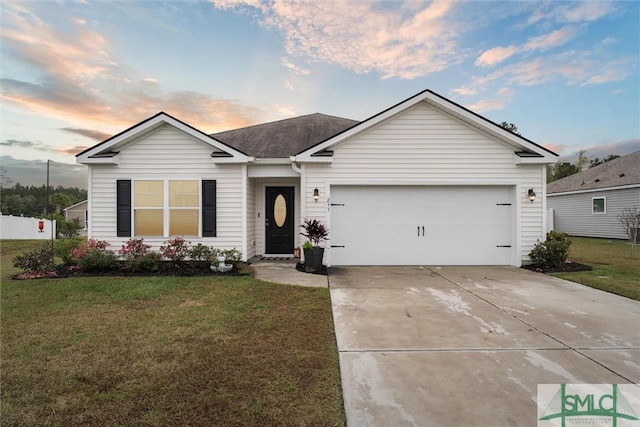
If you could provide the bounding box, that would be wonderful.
[330,186,514,266]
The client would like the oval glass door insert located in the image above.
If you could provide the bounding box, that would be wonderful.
[274,194,287,227]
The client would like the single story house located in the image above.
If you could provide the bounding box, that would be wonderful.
[63,200,88,229]
[76,89,558,266]
[547,150,640,240]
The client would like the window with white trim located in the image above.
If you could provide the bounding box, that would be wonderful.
[592,197,606,214]
[134,180,165,236]
[117,179,216,238]
[132,179,199,236]
[168,180,199,235]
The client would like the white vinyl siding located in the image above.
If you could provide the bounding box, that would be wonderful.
[88,124,243,252]
[303,101,545,265]
[548,187,640,239]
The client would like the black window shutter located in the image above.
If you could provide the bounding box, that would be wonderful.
[116,180,131,237]
[202,180,217,237]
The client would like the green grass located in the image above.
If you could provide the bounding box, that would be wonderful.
[1,240,346,426]
[552,237,640,301]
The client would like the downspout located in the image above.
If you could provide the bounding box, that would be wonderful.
[541,164,547,237]
[87,165,92,238]
[241,164,248,262]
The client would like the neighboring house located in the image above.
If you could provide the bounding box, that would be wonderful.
[547,151,640,240]
[64,200,88,229]
[76,89,557,266]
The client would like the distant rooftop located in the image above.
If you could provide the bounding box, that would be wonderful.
[547,150,640,194]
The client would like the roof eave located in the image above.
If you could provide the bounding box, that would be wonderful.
[77,153,120,165]
[514,153,557,165]
[547,183,640,196]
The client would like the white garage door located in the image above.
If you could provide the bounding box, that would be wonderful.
[329,186,514,266]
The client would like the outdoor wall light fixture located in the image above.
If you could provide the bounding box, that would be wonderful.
[528,188,536,203]
[313,188,320,202]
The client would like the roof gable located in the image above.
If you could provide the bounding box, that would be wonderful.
[295,89,558,163]
[76,112,249,164]
[211,113,358,158]
[547,150,640,194]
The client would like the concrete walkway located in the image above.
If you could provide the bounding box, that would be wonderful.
[329,266,640,426]
[250,260,328,288]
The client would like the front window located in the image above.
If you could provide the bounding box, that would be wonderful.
[169,180,199,235]
[592,197,606,214]
[134,179,199,236]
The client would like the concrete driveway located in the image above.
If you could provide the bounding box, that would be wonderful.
[329,266,640,426]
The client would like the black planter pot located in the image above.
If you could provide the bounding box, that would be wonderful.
[303,247,325,271]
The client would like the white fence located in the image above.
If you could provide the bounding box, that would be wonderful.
[0,215,57,240]
[547,208,554,233]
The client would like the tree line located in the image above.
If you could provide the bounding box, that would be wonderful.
[1,183,87,218]
[546,152,620,182]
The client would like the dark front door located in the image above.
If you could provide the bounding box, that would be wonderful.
[265,186,295,254]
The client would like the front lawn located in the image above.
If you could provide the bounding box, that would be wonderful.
[1,240,345,426]
[552,237,640,301]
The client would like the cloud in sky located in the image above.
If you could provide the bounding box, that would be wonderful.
[1,138,88,157]
[580,138,640,159]
[476,25,579,68]
[475,46,518,68]
[0,3,266,132]
[560,1,614,23]
[555,138,640,161]
[58,146,90,156]
[0,155,88,188]
[458,49,632,96]
[465,87,514,113]
[465,2,621,99]
[1,139,55,152]
[213,0,461,79]
[61,128,111,141]
[523,25,578,51]
[527,1,615,26]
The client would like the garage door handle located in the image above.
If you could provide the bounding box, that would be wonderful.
[422,226,425,236]
[417,226,420,236]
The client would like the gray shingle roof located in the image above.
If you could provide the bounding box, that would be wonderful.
[210,113,359,158]
[547,151,640,194]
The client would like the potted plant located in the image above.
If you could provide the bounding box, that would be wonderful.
[300,218,329,271]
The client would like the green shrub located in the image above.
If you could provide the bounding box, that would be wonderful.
[118,238,162,272]
[70,239,117,273]
[189,243,214,262]
[54,238,84,265]
[58,217,83,238]
[77,249,118,273]
[160,237,191,263]
[128,252,162,272]
[216,248,243,262]
[13,243,55,273]
[529,231,572,268]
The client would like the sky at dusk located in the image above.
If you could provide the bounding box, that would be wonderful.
[1,0,638,188]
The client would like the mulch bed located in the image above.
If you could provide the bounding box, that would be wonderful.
[522,260,592,274]
[12,261,248,280]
